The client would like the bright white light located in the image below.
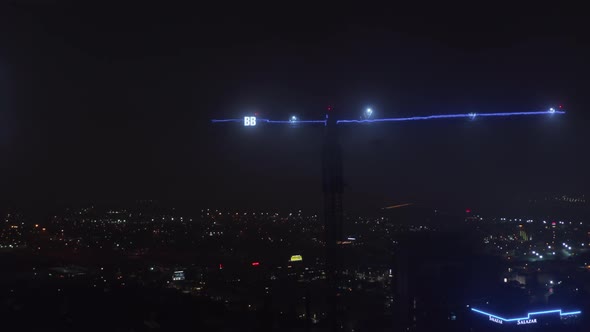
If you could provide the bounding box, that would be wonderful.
[366,108,373,114]
[244,116,257,126]
[549,107,556,113]
[539,255,543,259]
[291,116,297,122]
[469,112,477,118]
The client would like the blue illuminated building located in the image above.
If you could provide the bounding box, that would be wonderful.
[471,307,581,325]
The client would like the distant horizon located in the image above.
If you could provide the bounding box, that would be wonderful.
[2,192,588,221]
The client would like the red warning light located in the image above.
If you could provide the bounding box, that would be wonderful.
[465,209,471,213]
[219,263,223,269]
[251,262,260,266]
[559,105,562,109]
[254,112,259,116]
[327,106,332,112]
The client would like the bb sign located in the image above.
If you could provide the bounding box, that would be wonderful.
[244,116,256,126]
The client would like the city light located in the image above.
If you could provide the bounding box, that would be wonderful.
[251,262,260,266]
[172,270,185,281]
[289,255,303,262]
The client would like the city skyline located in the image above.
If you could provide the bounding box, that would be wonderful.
[2,3,590,331]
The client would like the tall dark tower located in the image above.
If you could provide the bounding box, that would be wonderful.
[322,111,344,246]
[322,110,345,330]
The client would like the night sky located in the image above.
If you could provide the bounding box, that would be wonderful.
[1,3,588,212]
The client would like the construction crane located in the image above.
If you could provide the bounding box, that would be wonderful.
[211,106,565,331]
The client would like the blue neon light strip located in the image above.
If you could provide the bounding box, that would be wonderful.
[211,119,243,123]
[210,119,327,124]
[211,110,564,125]
[471,308,581,322]
[261,119,327,124]
[336,110,565,124]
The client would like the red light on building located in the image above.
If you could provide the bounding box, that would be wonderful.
[465,209,471,213]
[219,263,223,269]
[251,262,260,266]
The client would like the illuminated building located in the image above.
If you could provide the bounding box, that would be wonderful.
[519,229,529,241]
[172,270,185,281]
[471,308,581,326]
